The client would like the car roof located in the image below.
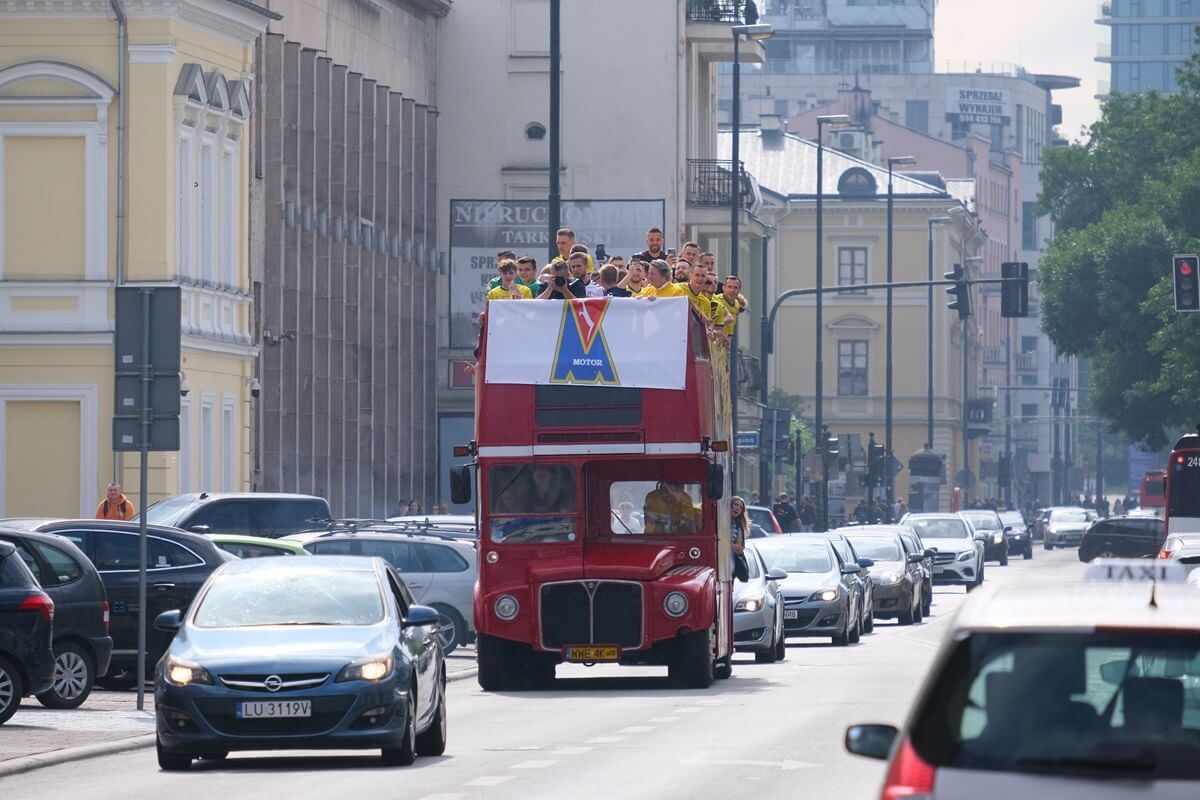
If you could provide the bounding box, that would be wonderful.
[903,513,961,521]
[160,492,329,502]
[752,534,832,549]
[207,533,308,549]
[217,554,382,575]
[0,540,13,558]
[34,519,221,549]
[954,583,1200,633]
[386,514,475,526]
[290,531,474,549]
[0,526,95,555]
[837,525,907,538]
[0,517,57,530]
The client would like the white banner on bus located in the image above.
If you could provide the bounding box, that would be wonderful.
[484,297,689,390]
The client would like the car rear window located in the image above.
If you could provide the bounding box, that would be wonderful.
[420,543,469,573]
[33,542,83,585]
[193,569,383,627]
[961,512,1002,530]
[846,537,901,562]
[909,631,1200,780]
[143,496,199,527]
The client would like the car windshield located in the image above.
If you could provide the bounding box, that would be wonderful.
[192,568,384,627]
[961,512,1001,531]
[846,537,902,562]
[1051,510,1090,523]
[1000,513,1024,526]
[141,496,198,527]
[909,631,1200,780]
[747,508,775,530]
[759,543,832,573]
[908,518,970,539]
[608,481,703,535]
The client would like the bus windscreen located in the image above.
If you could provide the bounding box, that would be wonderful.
[1168,459,1200,517]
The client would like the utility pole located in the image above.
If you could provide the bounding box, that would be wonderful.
[547,0,561,261]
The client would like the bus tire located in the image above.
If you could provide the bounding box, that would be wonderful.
[669,629,713,689]
[476,634,516,692]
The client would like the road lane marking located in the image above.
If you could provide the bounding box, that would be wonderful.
[587,736,625,744]
[648,716,679,723]
[417,795,464,800]
[554,746,595,755]
[618,725,655,733]
[674,707,704,713]
[464,776,514,787]
[511,759,557,769]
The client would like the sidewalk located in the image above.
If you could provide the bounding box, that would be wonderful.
[0,646,477,776]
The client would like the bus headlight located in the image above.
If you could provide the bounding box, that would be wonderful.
[664,592,689,618]
[494,595,520,621]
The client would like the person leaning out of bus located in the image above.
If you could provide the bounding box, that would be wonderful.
[96,482,135,520]
[485,259,532,302]
[731,496,750,582]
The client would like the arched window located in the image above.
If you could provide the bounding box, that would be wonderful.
[837,167,877,197]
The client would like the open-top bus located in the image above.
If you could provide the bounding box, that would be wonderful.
[450,296,733,689]
[1167,428,1200,537]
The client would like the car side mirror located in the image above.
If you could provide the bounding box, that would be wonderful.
[841,564,862,575]
[1003,526,1013,533]
[907,553,924,564]
[857,557,874,569]
[449,465,472,505]
[923,549,935,559]
[765,567,788,581]
[973,533,987,542]
[188,524,211,534]
[154,609,183,633]
[1100,659,1140,686]
[845,724,898,760]
[404,604,440,628]
[706,463,725,501]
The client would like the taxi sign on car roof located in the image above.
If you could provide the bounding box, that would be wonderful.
[1085,558,1191,584]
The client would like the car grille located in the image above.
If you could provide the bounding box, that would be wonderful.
[540,581,642,651]
[194,695,354,736]
[932,551,957,565]
[218,673,329,693]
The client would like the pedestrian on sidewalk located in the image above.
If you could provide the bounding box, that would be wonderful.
[95,482,135,520]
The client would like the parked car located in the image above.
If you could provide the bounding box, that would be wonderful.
[754,536,864,645]
[141,493,332,539]
[1077,515,1165,562]
[28,520,230,681]
[206,534,309,559]
[1043,507,1093,550]
[385,515,477,540]
[746,505,783,535]
[900,513,985,591]
[840,527,926,625]
[1160,533,1200,563]
[897,528,934,619]
[0,528,112,708]
[0,540,54,725]
[732,544,787,662]
[285,529,476,653]
[809,532,876,634]
[1032,508,1053,541]
[998,511,1033,559]
[959,509,1010,565]
[154,556,446,770]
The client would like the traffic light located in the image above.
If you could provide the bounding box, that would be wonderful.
[945,263,971,320]
[866,433,886,488]
[822,425,839,461]
[1174,254,1200,312]
[998,454,1011,489]
[1000,262,1029,318]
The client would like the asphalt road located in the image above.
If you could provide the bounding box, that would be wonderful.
[8,547,1085,800]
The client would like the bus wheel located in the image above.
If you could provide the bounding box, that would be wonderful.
[668,629,714,689]
[476,634,517,692]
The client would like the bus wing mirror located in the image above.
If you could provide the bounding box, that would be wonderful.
[707,463,725,501]
[449,465,473,505]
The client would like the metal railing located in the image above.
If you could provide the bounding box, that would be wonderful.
[686,0,751,24]
[983,345,1006,365]
[686,159,748,208]
[1015,352,1038,371]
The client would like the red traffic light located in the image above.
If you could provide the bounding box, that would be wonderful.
[1182,262,1195,276]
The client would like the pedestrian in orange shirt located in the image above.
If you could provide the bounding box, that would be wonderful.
[96,482,135,520]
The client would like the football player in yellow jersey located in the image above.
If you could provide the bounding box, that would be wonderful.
[618,260,649,296]
[682,260,713,319]
[485,260,532,301]
[643,482,701,534]
[641,260,686,298]
[714,275,748,336]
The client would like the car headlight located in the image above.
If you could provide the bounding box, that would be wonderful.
[664,591,689,618]
[337,655,395,683]
[808,588,838,602]
[735,596,764,613]
[879,571,904,586]
[164,655,213,687]
[992,533,1004,544]
[494,594,520,621]
[957,550,974,562]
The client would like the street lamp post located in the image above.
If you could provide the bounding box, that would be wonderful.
[885,155,916,515]
[926,217,951,450]
[730,22,773,495]
[813,113,850,531]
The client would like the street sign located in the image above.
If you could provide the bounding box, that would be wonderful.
[888,455,903,477]
[736,430,760,450]
[112,286,181,453]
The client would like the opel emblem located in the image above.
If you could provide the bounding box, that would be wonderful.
[263,675,283,692]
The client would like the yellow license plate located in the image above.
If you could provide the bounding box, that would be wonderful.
[563,645,620,662]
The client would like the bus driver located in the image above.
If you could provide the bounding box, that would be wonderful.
[643,482,700,534]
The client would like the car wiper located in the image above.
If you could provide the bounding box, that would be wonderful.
[1015,753,1157,773]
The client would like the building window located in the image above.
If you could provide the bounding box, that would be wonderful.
[200,396,215,490]
[221,396,235,492]
[837,247,868,294]
[179,398,191,493]
[199,139,216,284]
[1021,336,1039,353]
[524,122,546,141]
[905,100,928,135]
[176,133,194,279]
[838,340,869,396]
[1022,202,1038,250]
[1021,403,1038,419]
[1021,374,1038,386]
[220,145,237,287]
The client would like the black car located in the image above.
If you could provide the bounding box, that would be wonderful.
[1078,516,1166,562]
[959,509,1010,565]
[30,520,230,680]
[0,540,55,725]
[141,493,332,538]
[0,528,113,708]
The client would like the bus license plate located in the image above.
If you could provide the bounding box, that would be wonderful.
[563,646,620,662]
[237,700,312,719]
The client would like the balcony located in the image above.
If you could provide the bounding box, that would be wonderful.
[1016,352,1038,372]
[686,1,767,64]
[686,0,752,24]
[1097,0,1112,22]
[982,345,1006,366]
[687,159,749,208]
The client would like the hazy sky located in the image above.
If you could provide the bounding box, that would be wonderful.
[935,0,1103,142]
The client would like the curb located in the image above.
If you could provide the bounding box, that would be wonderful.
[0,733,155,779]
[0,671,478,777]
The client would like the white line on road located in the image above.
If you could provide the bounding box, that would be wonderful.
[416,794,465,800]
[464,776,515,787]
[586,736,625,744]
[554,746,595,755]
[511,759,558,769]
[647,716,679,723]
[617,726,655,734]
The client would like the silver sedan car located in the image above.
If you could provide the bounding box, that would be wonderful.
[733,544,787,663]
[901,513,986,591]
[754,536,864,646]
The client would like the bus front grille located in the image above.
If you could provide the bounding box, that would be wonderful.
[539,581,643,651]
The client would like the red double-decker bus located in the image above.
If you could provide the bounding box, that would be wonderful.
[449,296,733,689]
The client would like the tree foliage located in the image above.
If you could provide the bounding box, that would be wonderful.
[1035,41,1200,448]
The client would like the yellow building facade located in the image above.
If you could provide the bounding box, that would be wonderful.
[0,0,274,517]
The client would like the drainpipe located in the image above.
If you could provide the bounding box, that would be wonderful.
[111,0,128,482]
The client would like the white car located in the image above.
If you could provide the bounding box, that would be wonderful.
[1043,507,1094,549]
[900,513,986,590]
[846,560,1200,797]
